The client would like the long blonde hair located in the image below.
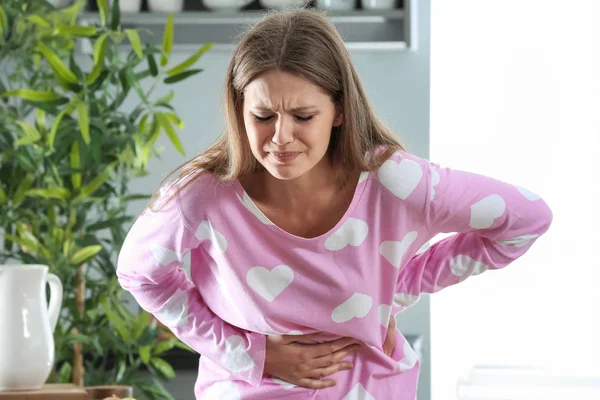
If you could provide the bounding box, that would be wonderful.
[154,8,406,205]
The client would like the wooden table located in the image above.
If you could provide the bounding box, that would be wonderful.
[0,384,89,400]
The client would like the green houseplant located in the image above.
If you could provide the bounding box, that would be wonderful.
[0,0,212,398]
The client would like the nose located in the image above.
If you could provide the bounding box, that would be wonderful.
[271,114,294,145]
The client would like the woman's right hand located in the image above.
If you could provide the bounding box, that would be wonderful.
[264,332,361,389]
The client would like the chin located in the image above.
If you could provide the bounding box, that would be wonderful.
[264,165,306,181]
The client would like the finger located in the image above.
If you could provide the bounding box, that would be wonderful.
[307,361,353,380]
[296,378,336,389]
[309,344,361,369]
[302,336,356,358]
[383,317,397,356]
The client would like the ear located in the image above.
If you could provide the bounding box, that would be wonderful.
[333,103,344,127]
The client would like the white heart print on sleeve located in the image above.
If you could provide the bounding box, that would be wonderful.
[470,194,506,229]
[332,293,373,323]
[342,383,376,400]
[324,217,369,251]
[151,245,182,267]
[195,220,227,253]
[246,265,294,302]
[154,289,189,327]
[377,158,423,200]
[450,254,489,280]
[200,380,241,400]
[221,335,256,373]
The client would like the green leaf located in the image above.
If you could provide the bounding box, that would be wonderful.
[38,42,79,84]
[13,175,35,206]
[86,216,133,232]
[70,245,102,265]
[14,136,41,146]
[70,142,81,189]
[76,101,90,144]
[156,90,174,105]
[0,185,7,206]
[57,362,72,383]
[150,357,175,379]
[139,345,151,364]
[174,340,194,352]
[133,311,152,340]
[97,0,109,26]
[86,33,109,85]
[153,338,178,355]
[163,69,203,85]
[111,0,121,30]
[165,112,184,129]
[156,112,184,155]
[26,15,51,28]
[0,4,7,37]
[166,43,213,76]
[74,161,117,201]
[55,25,97,37]
[147,53,158,76]
[25,188,71,200]
[125,68,147,103]
[15,121,41,140]
[160,13,174,67]
[100,298,131,342]
[124,29,143,60]
[48,104,74,148]
[0,89,62,102]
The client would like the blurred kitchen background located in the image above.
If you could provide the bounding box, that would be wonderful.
[11,0,597,398]
[117,0,600,398]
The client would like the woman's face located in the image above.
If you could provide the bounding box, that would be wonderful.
[242,69,343,181]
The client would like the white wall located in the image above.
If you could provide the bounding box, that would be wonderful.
[429,0,600,398]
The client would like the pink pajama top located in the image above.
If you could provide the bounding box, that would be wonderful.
[117,150,553,399]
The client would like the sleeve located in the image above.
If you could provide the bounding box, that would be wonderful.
[116,188,266,386]
[392,153,553,308]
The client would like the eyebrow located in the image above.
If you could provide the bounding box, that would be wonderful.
[250,105,318,113]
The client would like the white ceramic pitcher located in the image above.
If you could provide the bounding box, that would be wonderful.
[0,265,63,391]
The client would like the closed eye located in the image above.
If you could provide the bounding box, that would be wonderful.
[253,114,315,123]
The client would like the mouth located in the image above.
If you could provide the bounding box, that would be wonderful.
[269,151,302,163]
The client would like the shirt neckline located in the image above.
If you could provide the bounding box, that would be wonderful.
[231,171,371,242]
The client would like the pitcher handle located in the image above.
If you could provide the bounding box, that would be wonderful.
[47,273,63,332]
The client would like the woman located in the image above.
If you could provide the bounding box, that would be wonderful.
[116,8,553,400]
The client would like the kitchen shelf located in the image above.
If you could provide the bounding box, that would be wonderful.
[79,2,417,51]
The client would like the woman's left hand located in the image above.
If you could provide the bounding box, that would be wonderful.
[383,315,396,356]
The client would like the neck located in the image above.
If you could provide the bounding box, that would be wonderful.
[261,157,339,209]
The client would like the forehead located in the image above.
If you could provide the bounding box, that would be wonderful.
[243,70,331,107]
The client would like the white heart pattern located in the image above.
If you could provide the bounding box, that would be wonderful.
[154,289,189,327]
[379,231,418,268]
[246,265,294,302]
[238,192,275,225]
[398,340,419,371]
[378,304,392,327]
[497,233,540,248]
[200,380,241,400]
[221,335,255,373]
[272,377,296,390]
[430,165,440,201]
[342,383,376,400]
[195,220,227,253]
[470,194,506,229]
[332,293,373,323]
[151,245,182,267]
[324,217,369,251]
[516,185,541,201]
[450,254,489,279]
[393,292,420,308]
[377,158,423,200]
